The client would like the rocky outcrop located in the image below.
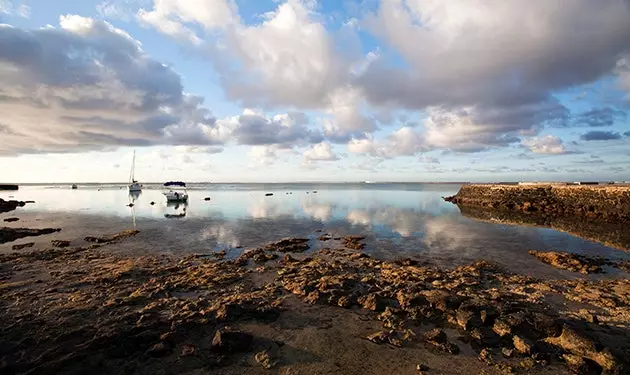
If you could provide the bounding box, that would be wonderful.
[446,184,630,223]
[528,250,608,274]
[84,229,139,243]
[0,227,61,244]
[0,198,25,214]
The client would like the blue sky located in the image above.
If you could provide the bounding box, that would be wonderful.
[0,0,629,182]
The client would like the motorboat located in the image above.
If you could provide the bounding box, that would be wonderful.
[163,181,188,202]
[128,150,142,192]
[71,184,77,189]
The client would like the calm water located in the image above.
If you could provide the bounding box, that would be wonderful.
[2,183,629,279]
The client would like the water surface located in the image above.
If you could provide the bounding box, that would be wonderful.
[2,183,629,279]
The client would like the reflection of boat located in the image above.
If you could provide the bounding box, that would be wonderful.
[129,190,141,201]
[166,201,188,209]
[163,181,188,202]
[71,184,77,189]
[128,150,142,192]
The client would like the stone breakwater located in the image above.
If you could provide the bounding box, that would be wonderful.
[445,184,630,223]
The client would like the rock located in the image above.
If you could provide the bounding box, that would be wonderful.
[456,309,482,331]
[204,197,211,201]
[578,309,598,324]
[3,217,19,222]
[342,235,366,250]
[146,342,170,357]
[211,328,253,353]
[478,348,494,364]
[512,335,533,355]
[318,233,332,241]
[423,328,447,345]
[265,193,273,196]
[502,347,514,358]
[366,331,390,344]
[84,229,139,243]
[127,203,134,207]
[357,293,387,312]
[51,240,71,248]
[150,201,155,205]
[263,238,310,253]
[254,350,277,369]
[545,324,620,373]
[212,250,227,259]
[12,242,35,250]
[0,198,26,214]
[180,344,195,357]
[1,227,61,244]
[528,250,605,274]
[469,328,501,347]
[416,363,429,375]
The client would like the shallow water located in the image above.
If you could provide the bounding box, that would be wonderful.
[2,183,630,279]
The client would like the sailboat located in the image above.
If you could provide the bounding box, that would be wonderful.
[128,150,142,192]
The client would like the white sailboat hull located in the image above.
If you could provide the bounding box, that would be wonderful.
[163,190,188,202]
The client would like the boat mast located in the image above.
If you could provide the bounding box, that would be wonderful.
[129,150,136,184]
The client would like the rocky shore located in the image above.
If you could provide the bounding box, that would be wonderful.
[445,184,630,224]
[2,229,630,374]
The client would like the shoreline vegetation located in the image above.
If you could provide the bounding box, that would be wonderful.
[1,188,630,374]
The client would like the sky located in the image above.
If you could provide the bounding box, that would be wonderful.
[0,0,629,183]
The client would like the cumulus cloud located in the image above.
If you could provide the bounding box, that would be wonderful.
[303,142,339,162]
[521,135,569,154]
[0,16,218,154]
[580,131,623,141]
[358,0,630,147]
[347,126,427,158]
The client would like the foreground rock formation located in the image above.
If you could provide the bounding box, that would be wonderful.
[445,184,630,224]
[1,231,629,374]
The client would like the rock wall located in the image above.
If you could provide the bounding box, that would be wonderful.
[446,184,630,223]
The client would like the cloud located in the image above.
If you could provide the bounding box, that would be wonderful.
[580,131,623,141]
[347,126,427,158]
[418,155,440,164]
[212,109,322,147]
[572,107,627,127]
[0,16,219,155]
[625,131,630,137]
[521,135,569,154]
[0,0,30,18]
[358,0,630,147]
[303,142,339,162]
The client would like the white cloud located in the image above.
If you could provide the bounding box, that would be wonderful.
[0,0,29,18]
[522,135,569,154]
[303,142,339,162]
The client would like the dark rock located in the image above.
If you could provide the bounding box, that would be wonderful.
[366,331,390,344]
[127,203,134,207]
[423,328,447,345]
[84,229,139,243]
[263,238,310,253]
[204,197,211,201]
[150,201,155,205]
[469,327,501,347]
[3,217,19,222]
[12,242,35,250]
[180,344,196,357]
[51,240,71,248]
[342,235,366,250]
[502,347,514,358]
[357,293,388,312]
[545,324,621,373]
[211,328,253,353]
[478,348,494,364]
[146,342,170,357]
[1,227,61,244]
[456,309,483,331]
[0,198,25,214]
[265,193,273,196]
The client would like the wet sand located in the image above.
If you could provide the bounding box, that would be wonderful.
[2,222,630,375]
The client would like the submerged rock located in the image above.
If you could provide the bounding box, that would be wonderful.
[263,238,310,253]
[528,250,606,274]
[1,227,61,244]
[342,235,366,250]
[3,217,19,222]
[84,229,139,243]
[12,242,35,250]
[51,240,71,248]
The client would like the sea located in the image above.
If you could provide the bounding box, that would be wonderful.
[2,182,629,279]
